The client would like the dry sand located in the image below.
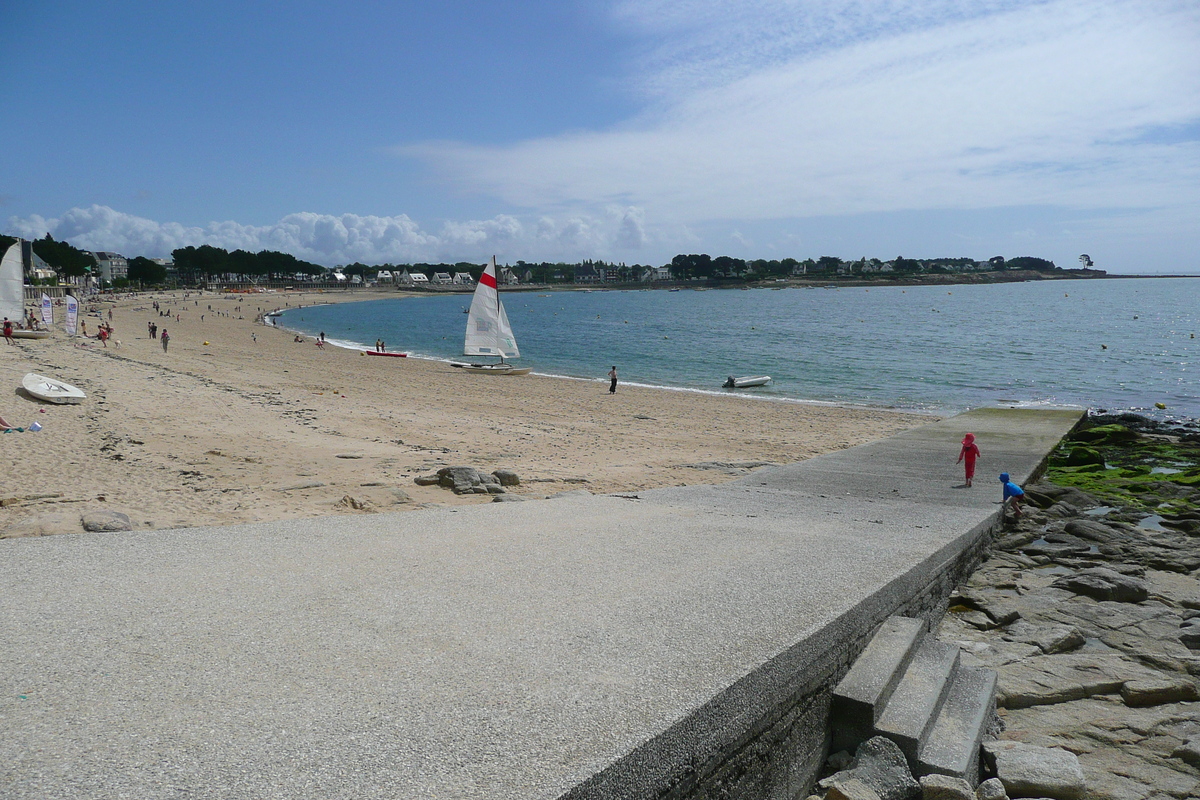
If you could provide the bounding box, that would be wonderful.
[1,289,929,534]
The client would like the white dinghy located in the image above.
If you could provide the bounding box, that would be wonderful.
[22,373,86,404]
[722,375,772,389]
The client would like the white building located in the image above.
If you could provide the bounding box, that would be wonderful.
[376,270,394,283]
[398,270,429,286]
[91,251,128,282]
[432,272,452,284]
[452,272,473,285]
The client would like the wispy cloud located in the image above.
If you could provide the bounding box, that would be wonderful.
[405,0,1200,223]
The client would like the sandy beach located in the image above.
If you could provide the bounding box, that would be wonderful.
[1,289,928,534]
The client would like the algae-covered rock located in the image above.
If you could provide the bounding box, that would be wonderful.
[1064,446,1105,467]
[1073,424,1140,445]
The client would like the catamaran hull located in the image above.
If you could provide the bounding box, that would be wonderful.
[22,373,86,404]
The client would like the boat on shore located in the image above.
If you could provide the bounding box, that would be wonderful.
[450,256,529,376]
[22,373,86,404]
[11,329,50,340]
[723,375,772,389]
[366,350,408,358]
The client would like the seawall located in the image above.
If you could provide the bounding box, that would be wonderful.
[0,408,1081,799]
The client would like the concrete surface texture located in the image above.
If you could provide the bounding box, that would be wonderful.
[0,408,1081,799]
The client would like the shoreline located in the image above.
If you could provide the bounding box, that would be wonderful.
[1,288,928,535]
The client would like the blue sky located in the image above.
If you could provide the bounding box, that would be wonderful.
[3,0,1198,271]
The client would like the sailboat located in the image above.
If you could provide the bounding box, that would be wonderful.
[0,241,25,325]
[452,256,531,375]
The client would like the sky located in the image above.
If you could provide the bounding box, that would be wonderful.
[2,0,1198,271]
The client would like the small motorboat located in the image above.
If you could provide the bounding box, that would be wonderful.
[723,375,772,389]
[22,373,87,404]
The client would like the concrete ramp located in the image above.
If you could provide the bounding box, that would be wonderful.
[0,408,1080,799]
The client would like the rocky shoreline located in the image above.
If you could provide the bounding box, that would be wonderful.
[812,414,1200,799]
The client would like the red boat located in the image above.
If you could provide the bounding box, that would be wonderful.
[365,350,407,358]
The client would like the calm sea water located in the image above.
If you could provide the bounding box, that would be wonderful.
[277,278,1200,420]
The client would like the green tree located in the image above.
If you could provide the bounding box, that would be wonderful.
[33,234,96,277]
[127,256,167,285]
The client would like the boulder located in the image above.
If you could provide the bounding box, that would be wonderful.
[1119,675,1199,706]
[413,474,441,486]
[492,469,520,486]
[1172,737,1200,768]
[80,510,133,532]
[982,741,1085,800]
[821,736,919,800]
[918,773,975,800]
[1072,423,1139,445]
[389,488,413,504]
[1020,625,1085,655]
[1064,446,1105,467]
[1051,567,1148,603]
[975,777,1008,800]
[1179,619,1200,650]
[491,494,528,502]
[1063,519,1124,543]
[825,778,883,800]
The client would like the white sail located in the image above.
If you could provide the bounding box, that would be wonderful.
[463,256,519,359]
[0,242,23,322]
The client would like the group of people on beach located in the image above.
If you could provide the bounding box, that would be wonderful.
[957,432,1025,519]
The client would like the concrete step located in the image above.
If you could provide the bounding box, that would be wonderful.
[918,665,998,784]
[831,616,925,752]
[873,638,960,764]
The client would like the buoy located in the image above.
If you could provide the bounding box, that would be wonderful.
[203,341,209,346]
[1134,315,1139,319]
[360,351,365,356]
[1155,403,1167,410]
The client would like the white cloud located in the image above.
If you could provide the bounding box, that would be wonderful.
[5,205,655,265]
[403,0,1200,225]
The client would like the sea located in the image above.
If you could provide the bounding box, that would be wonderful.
[276,277,1200,421]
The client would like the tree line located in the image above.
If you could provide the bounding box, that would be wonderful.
[4,230,1072,287]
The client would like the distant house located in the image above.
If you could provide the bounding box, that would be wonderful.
[432,272,452,284]
[574,263,601,284]
[498,267,519,285]
[376,270,393,284]
[90,251,128,282]
[452,272,473,285]
[398,270,429,286]
[640,266,670,282]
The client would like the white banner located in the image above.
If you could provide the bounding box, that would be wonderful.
[41,294,52,327]
[65,295,78,337]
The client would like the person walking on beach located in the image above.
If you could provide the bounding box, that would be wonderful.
[1000,473,1024,521]
[957,433,980,487]
[3,317,13,345]
[160,329,170,352]
[608,366,618,394]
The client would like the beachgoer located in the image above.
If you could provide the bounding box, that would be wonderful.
[957,433,980,487]
[148,321,153,338]
[1000,473,1024,520]
[2,317,12,345]
[108,309,113,321]
[315,339,325,349]
[375,339,382,352]
[608,366,618,394]
[160,329,170,352]
[320,331,325,342]
[98,327,109,347]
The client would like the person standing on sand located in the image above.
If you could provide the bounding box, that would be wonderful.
[608,366,618,394]
[957,433,980,487]
[160,329,170,352]
[3,317,13,344]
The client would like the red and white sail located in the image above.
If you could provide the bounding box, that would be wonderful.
[464,256,519,359]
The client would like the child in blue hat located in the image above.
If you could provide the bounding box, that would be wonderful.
[1000,473,1024,520]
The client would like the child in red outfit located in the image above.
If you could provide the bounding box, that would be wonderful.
[957,433,980,487]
